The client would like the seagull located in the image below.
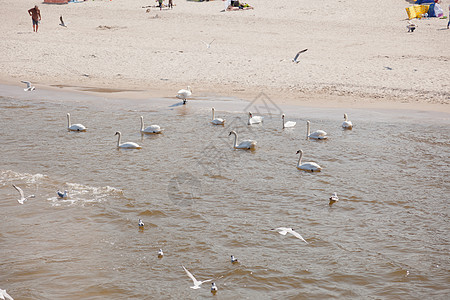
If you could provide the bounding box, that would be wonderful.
[231,255,238,263]
[12,184,35,205]
[211,282,218,294]
[59,15,66,27]
[0,289,14,300]
[158,249,164,257]
[292,49,308,63]
[182,265,212,289]
[138,219,144,227]
[329,192,339,206]
[201,39,215,49]
[57,190,68,199]
[21,81,35,91]
[271,227,308,244]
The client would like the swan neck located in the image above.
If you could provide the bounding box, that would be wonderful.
[344,114,348,121]
[282,116,285,129]
[232,132,238,147]
[212,109,215,120]
[307,122,310,139]
[116,133,121,147]
[140,117,144,131]
[67,114,71,127]
[297,151,303,167]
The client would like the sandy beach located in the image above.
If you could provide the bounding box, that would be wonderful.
[0,0,449,112]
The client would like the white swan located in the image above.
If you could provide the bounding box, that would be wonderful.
[229,130,256,150]
[248,112,263,125]
[67,113,87,132]
[211,108,225,125]
[307,120,327,140]
[140,116,163,134]
[282,114,296,129]
[342,113,353,129]
[115,131,141,149]
[296,149,322,172]
[177,86,192,105]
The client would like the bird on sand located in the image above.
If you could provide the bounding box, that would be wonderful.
[21,81,35,91]
[59,15,66,27]
[292,49,308,63]
[182,265,212,289]
[176,86,192,105]
[0,288,14,300]
[12,184,35,205]
[271,227,308,244]
[57,190,68,199]
[329,192,339,206]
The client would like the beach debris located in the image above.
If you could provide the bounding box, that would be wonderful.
[292,49,308,63]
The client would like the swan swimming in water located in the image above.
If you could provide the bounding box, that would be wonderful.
[211,108,225,125]
[307,120,327,140]
[296,149,322,172]
[271,227,308,244]
[57,190,68,199]
[329,192,339,206]
[140,116,163,134]
[182,265,212,289]
[177,86,192,105]
[12,184,35,204]
[282,114,296,129]
[115,131,141,149]
[229,130,257,150]
[67,113,87,132]
[342,113,353,129]
[248,112,263,125]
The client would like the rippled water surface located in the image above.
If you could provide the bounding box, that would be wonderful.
[0,93,449,299]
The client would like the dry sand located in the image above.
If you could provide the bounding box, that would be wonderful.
[0,0,449,112]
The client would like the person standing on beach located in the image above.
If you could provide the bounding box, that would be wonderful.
[158,0,163,10]
[447,4,450,29]
[28,5,41,32]
[168,0,173,9]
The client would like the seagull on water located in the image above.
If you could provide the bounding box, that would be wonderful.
[158,249,164,257]
[231,255,238,263]
[329,192,339,206]
[182,265,212,289]
[57,190,68,199]
[201,39,215,49]
[21,81,35,91]
[271,227,308,244]
[12,184,35,204]
[0,288,14,300]
[211,282,218,294]
[138,219,144,227]
[292,49,308,63]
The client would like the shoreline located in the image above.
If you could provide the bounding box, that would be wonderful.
[2,78,450,115]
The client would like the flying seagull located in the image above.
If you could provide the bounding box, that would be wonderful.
[201,39,215,49]
[59,15,66,27]
[271,227,308,244]
[21,81,35,91]
[292,49,308,63]
[12,184,35,204]
[182,265,212,289]
[0,288,14,300]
